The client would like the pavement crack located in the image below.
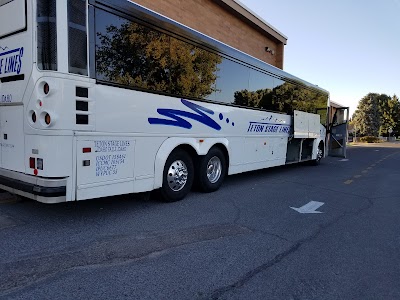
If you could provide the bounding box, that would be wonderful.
[0,224,252,297]
[253,229,292,243]
[229,198,242,224]
[204,212,353,300]
[283,179,375,201]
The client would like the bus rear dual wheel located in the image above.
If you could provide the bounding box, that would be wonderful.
[161,147,226,202]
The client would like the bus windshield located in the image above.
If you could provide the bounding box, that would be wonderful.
[0,0,26,39]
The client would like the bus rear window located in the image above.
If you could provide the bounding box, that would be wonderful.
[0,0,26,39]
[68,0,88,75]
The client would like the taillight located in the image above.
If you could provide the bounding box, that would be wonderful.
[43,83,50,95]
[45,113,51,125]
[29,157,35,169]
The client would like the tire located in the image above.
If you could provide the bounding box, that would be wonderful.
[197,147,227,193]
[311,142,324,166]
[161,149,194,202]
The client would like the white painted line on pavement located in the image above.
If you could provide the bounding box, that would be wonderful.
[290,201,325,214]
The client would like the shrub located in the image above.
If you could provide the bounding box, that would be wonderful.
[359,136,381,143]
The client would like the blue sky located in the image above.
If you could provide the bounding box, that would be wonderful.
[239,0,400,116]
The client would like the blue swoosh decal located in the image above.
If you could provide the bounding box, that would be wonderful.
[148,99,221,130]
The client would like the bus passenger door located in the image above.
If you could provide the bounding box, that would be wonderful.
[328,107,349,158]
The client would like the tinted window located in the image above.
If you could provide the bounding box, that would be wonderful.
[215,58,249,104]
[273,79,329,116]
[291,86,327,114]
[249,70,275,110]
[94,8,328,115]
[231,68,276,109]
[95,9,220,97]
[273,79,294,113]
[68,0,87,75]
[95,10,171,92]
[169,37,219,99]
[37,0,57,70]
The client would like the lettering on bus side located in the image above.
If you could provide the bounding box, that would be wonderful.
[0,47,24,76]
[0,142,15,148]
[94,140,131,153]
[1,94,12,103]
[93,140,130,177]
[247,122,290,134]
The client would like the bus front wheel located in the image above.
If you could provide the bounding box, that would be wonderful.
[161,149,194,202]
[197,147,227,193]
[311,142,324,166]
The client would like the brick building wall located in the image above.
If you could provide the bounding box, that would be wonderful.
[132,0,285,69]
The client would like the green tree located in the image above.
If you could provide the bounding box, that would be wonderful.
[378,94,398,136]
[353,93,400,137]
[389,95,400,135]
[352,93,381,136]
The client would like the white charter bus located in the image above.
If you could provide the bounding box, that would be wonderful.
[0,0,329,203]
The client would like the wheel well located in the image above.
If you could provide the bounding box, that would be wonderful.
[175,144,198,162]
[175,143,229,173]
[212,143,229,171]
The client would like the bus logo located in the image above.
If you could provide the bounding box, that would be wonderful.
[148,99,222,130]
[0,47,24,76]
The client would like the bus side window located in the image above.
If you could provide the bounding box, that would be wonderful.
[247,69,275,110]
[273,79,293,113]
[95,9,171,93]
[169,38,220,100]
[214,58,250,105]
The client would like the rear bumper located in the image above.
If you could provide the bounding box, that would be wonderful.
[0,168,67,203]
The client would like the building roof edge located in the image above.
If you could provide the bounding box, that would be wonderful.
[214,0,288,44]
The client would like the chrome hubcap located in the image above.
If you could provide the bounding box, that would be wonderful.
[167,160,188,192]
[317,148,323,160]
[207,156,222,184]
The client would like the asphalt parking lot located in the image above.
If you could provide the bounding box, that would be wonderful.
[0,143,399,299]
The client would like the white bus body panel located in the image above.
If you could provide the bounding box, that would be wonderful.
[70,84,293,200]
[0,0,26,38]
[0,1,32,104]
[0,0,32,172]
[293,110,321,139]
[0,105,25,172]
[76,137,136,200]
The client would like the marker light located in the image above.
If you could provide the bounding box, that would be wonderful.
[44,83,50,95]
[45,113,51,125]
[37,158,43,170]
